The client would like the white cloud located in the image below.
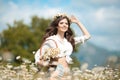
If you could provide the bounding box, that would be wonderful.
[0,1,62,27]
[95,7,120,32]
[90,35,120,51]
[0,1,63,32]
[82,6,120,35]
[8,1,18,9]
[94,7,120,22]
[94,8,105,21]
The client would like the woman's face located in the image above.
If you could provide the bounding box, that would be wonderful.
[57,18,69,33]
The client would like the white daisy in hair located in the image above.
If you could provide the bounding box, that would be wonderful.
[53,13,70,21]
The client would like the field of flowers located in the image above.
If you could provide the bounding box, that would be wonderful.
[0,61,120,80]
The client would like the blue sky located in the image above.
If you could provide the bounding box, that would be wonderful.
[0,0,120,51]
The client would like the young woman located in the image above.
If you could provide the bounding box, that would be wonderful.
[35,13,91,80]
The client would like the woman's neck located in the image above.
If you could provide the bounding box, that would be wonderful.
[57,32,64,40]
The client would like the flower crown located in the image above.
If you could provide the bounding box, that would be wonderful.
[53,13,70,21]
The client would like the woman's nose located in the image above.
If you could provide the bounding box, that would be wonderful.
[63,23,67,27]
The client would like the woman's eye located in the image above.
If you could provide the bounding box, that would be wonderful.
[60,22,68,25]
[60,22,63,24]
[65,23,68,25]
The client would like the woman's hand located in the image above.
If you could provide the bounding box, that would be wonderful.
[70,15,79,24]
[70,15,91,39]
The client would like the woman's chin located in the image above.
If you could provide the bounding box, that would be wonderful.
[61,30,68,32]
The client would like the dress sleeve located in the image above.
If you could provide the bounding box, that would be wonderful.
[34,39,57,64]
[74,35,90,44]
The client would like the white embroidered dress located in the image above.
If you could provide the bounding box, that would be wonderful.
[35,35,89,64]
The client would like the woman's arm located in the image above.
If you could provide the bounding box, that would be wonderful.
[70,15,91,39]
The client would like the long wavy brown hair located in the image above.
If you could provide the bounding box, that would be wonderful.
[42,15,75,50]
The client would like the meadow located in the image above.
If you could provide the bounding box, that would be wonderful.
[0,61,120,80]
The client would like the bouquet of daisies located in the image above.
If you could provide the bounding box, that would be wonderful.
[42,48,60,62]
